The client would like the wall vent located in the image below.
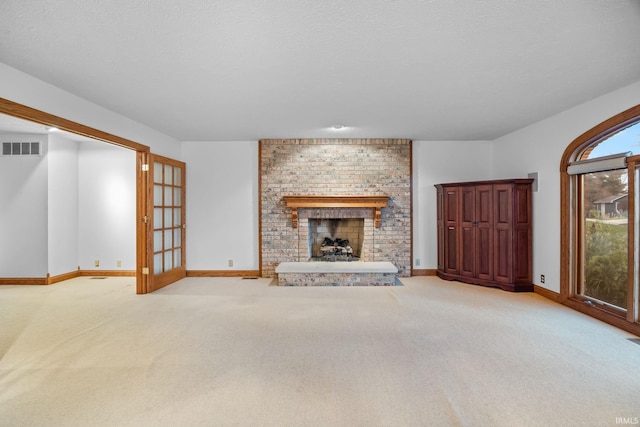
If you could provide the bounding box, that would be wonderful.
[1,141,41,156]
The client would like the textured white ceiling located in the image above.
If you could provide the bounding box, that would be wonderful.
[1,0,640,141]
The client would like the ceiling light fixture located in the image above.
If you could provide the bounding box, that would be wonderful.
[331,124,345,130]
[46,126,60,132]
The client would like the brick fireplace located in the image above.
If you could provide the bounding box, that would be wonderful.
[259,139,412,278]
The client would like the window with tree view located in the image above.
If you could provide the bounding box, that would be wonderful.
[575,122,639,311]
[581,169,628,308]
[563,105,640,335]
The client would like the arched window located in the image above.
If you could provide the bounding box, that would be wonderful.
[561,105,640,336]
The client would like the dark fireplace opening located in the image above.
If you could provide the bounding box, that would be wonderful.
[308,218,364,261]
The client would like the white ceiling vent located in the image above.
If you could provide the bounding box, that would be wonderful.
[1,141,41,156]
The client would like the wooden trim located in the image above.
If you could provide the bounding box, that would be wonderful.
[258,141,263,278]
[0,98,149,152]
[148,152,185,167]
[187,270,261,278]
[78,270,136,277]
[533,285,562,303]
[0,270,135,285]
[148,268,184,292]
[409,140,414,277]
[559,170,572,302]
[283,195,390,208]
[628,158,638,323]
[412,269,437,276]
[626,154,640,164]
[283,195,390,228]
[436,178,535,187]
[563,297,640,337]
[137,151,150,294]
[533,287,640,338]
[48,270,79,284]
[560,104,640,169]
[0,277,48,285]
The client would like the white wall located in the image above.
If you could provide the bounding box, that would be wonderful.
[412,141,493,270]
[0,62,180,159]
[182,141,258,270]
[0,134,48,277]
[48,133,79,276]
[491,80,640,293]
[78,141,136,271]
[182,140,492,273]
[0,133,136,278]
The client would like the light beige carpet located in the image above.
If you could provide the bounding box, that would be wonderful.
[1,276,639,426]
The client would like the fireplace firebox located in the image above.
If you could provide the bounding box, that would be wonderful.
[308,218,364,261]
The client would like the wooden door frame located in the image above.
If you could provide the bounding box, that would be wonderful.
[0,98,152,294]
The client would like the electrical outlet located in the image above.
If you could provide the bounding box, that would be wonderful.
[540,274,545,284]
[228,260,234,267]
[415,258,420,266]
[95,260,100,268]
[116,260,122,268]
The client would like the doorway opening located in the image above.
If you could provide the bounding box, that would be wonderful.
[0,98,183,294]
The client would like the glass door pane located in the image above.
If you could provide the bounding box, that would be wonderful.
[154,162,163,183]
[580,169,628,309]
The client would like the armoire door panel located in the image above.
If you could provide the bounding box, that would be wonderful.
[476,185,493,224]
[436,187,443,222]
[443,187,459,274]
[477,225,493,279]
[445,226,458,273]
[436,188,447,270]
[476,184,493,280]
[495,186,512,225]
[516,187,530,224]
[461,187,475,223]
[514,227,531,281]
[445,189,458,223]
[436,187,444,271]
[460,226,475,277]
[460,186,476,277]
[437,222,444,271]
[494,227,513,283]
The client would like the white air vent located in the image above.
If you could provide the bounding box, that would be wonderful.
[1,141,41,156]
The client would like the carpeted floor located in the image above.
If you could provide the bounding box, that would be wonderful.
[1,276,639,426]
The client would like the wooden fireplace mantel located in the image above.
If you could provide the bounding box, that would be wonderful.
[283,195,390,229]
